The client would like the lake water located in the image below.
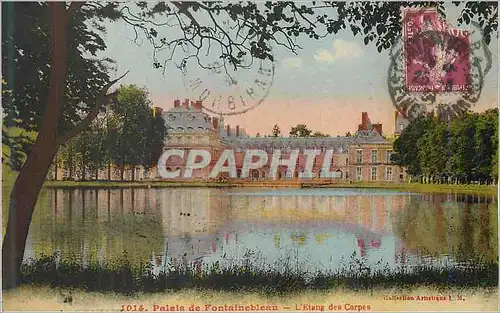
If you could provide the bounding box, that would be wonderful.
[23,187,498,275]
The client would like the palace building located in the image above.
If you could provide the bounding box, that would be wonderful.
[50,99,408,182]
[161,99,408,182]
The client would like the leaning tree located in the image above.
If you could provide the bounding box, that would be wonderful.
[2,1,497,288]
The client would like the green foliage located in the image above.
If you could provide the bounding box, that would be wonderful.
[2,2,120,170]
[3,2,497,170]
[393,110,499,183]
[111,85,153,176]
[57,115,109,180]
[312,131,330,138]
[289,124,312,137]
[393,116,431,176]
[20,252,498,294]
[271,124,281,137]
[55,85,165,180]
[131,2,497,72]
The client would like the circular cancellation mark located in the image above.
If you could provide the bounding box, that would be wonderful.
[181,56,275,117]
[388,18,492,120]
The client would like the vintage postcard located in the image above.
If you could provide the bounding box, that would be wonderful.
[2,1,498,312]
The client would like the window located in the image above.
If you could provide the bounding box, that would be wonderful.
[371,149,378,163]
[345,158,349,165]
[356,166,362,181]
[356,149,363,163]
[386,150,393,163]
[386,167,393,181]
[371,167,377,181]
[399,122,404,131]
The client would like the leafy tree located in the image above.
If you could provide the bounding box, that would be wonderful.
[2,0,498,289]
[2,2,125,288]
[56,138,77,180]
[447,113,477,183]
[272,124,281,137]
[394,110,498,184]
[290,124,312,137]
[144,108,167,177]
[418,119,448,182]
[393,116,433,178]
[491,114,499,182]
[312,131,330,137]
[111,85,153,180]
[472,109,498,183]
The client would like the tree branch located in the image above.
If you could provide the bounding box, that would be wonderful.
[68,1,86,15]
[171,2,201,28]
[56,71,129,147]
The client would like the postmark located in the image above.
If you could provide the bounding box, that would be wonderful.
[178,16,276,117]
[388,8,492,120]
[181,57,275,116]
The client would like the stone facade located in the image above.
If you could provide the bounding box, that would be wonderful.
[161,100,407,182]
[49,99,408,182]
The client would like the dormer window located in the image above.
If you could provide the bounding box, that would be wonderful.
[168,114,176,121]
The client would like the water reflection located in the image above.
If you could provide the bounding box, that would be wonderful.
[24,188,497,274]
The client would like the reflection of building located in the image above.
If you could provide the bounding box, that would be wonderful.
[150,188,230,274]
[160,100,407,182]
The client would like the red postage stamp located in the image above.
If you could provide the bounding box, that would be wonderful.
[402,8,472,93]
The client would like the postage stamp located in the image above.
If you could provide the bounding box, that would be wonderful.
[402,8,472,93]
[1,2,498,313]
[389,8,492,120]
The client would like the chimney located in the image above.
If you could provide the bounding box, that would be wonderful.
[373,123,383,135]
[183,99,189,109]
[174,99,180,108]
[361,112,368,129]
[153,107,163,117]
[194,100,203,111]
[236,125,240,137]
[226,124,230,136]
[212,117,219,130]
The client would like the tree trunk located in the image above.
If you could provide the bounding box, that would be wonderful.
[120,165,125,181]
[95,168,99,180]
[69,149,73,180]
[131,165,135,181]
[2,139,59,288]
[2,3,70,289]
[107,162,111,180]
[54,155,58,180]
[82,162,86,181]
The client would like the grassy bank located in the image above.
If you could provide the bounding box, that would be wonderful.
[41,179,498,196]
[18,254,498,295]
[3,164,497,196]
[3,285,498,311]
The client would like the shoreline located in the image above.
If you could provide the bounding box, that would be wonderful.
[41,180,498,196]
[3,286,498,311]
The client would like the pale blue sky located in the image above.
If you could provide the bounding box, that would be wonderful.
[100,3,498,136]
